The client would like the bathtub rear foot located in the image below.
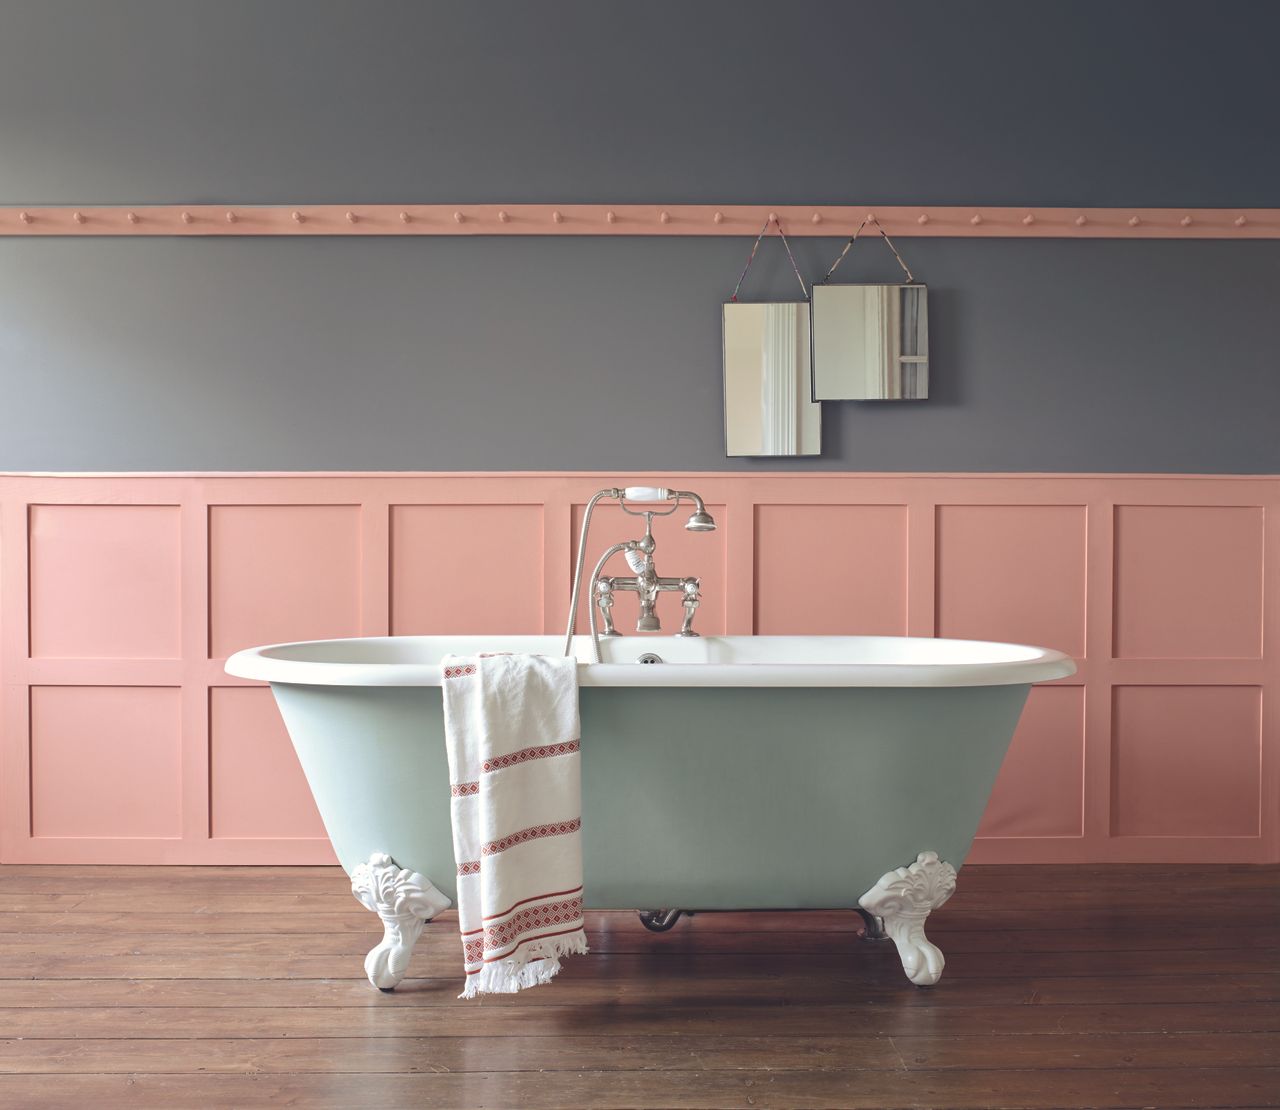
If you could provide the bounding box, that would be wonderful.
[638,909,687,932]
[858,850,957,987]
[350,852,452,991]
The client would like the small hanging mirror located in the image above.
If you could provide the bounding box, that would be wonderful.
[811,218,928,401]
[722,216,821,457]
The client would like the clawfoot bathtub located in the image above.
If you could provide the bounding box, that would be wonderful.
[226,635,1074,990]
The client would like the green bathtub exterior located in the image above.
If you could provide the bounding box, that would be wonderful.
[271,681,1030,909]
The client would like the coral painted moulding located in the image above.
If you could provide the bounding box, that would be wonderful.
[0,204,1274,238]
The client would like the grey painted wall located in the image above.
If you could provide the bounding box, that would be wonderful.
[1,0,1277,472]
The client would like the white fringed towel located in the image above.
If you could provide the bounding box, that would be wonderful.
[441,652,587,998]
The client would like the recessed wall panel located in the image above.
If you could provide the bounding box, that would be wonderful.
[209,687,326,840]
[754,505,907,634]
[30,686,182,838]
[977,685,1085,838]
[29,504,181,659]
[1113,505,1264,659]
[569,502,727,635]
[1112,685,1261,837]
[209,505,361,658]
[391,505,543,634]
[936,504,1086,658]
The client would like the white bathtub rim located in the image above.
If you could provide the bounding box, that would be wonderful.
[225,634,1076,689]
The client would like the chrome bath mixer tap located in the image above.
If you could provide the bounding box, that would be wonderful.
[594,511,703,639]
[563,486,717,663]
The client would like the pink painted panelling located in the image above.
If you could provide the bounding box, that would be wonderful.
[1111,685,1261,838]
[1,473,1276,866]
[1114,505,1264,659]
[30,686,183,839]
[391,504,543,635]
[754,505,907,635]
[29,504,181,659]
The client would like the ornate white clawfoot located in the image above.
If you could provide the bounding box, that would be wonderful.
[350,853,451,991]
[858,850,957,987]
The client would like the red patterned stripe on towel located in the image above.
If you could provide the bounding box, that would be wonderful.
[450,781,479,797]
[482,884,584,924]
[456,817,581,875]
[482,740,579,774]
[482,817,581,858]
[443,664,477,679]
[460,885,585,936]
[483,895,584,951]
[462,895,585,960]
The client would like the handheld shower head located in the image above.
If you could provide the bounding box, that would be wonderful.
[678,492,717,532]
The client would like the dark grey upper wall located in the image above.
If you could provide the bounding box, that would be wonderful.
[1,0,1277,472]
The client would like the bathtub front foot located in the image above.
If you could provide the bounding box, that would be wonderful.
[858,850,957,987]
[853,906,888,942]
[350,853,452,991]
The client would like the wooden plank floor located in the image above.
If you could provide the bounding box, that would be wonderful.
[0,864,1276,1109]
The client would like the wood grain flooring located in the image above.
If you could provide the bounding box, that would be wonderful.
[0,863,1275,1109]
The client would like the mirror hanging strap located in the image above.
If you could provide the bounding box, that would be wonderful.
[729,215,809,302]
[820,216,916,285]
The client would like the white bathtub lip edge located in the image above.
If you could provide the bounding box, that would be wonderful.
[224,636,1077,689]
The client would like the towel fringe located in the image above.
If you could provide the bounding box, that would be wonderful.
[458,930,589,999]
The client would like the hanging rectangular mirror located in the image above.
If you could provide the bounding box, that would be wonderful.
[810,216,928,401]
[723,301,822,456]
[721,215,821,457]
[810,283,929,400]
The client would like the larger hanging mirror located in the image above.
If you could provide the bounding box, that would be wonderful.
[810,283,929,400]
[723,301,822,456]
[721,215,821,457]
